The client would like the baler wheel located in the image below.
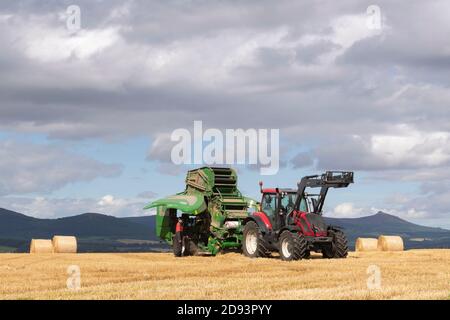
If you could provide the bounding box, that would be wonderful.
[173,231,183,257]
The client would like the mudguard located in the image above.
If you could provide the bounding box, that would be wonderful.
[154,206,175,244]
[244,212,272,234]
[144,192,207,214]
[144,192,207,244]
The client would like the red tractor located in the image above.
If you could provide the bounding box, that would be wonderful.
[242,171,354,261]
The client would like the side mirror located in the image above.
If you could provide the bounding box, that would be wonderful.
[259,181,263,193]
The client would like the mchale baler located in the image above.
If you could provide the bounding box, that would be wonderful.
[144,167,258,256]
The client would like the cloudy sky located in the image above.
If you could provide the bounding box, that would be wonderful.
[0,0,449,228]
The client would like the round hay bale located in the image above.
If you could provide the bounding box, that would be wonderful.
[355,238,378,252]
[377,235,404,251]
[30,239,53,254]
[52,235,77,253]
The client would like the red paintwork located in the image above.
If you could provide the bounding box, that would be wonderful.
[261,188,278,193]
[254,210,327,237]
[175,221,183,233]
[252,212,273,230]
[291,211,328,237]
[257,190,328,238]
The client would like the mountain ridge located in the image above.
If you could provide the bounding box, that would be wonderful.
[1,208,449,252]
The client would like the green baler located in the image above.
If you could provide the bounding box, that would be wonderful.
[144,167,258,256]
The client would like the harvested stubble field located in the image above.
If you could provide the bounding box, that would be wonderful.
[0,249,449,300]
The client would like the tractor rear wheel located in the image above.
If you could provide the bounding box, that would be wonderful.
[242,221,269,258]
[279,230,307,261]
[322,230,348,259]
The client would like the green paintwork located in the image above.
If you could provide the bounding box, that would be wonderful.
[144,167,256,255]
[144,193,207,214]
[155,205,173,244]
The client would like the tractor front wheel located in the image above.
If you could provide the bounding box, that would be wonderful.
[322,229,348,259]
[242,221,269,258]
[279,230,307,261]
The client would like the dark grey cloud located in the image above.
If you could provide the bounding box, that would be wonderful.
[0,141,122,195]
[0,1,450,219]
[0,0,449,142]
[1,3,448,164]
[290,152,314,169]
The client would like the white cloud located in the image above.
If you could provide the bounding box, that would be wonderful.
[328,202,365,218]
[314,125,450,172]
[371,207,428,220]
[370,128,450,168]
[17,16,121,62]
[0,194,152,218]
[96,194,151,216]
[299,13,383,64]
[98,194,117,206]
[327,202,429,221]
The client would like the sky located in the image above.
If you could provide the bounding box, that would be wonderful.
[0,0,449,228]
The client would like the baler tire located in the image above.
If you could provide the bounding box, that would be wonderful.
[173,231,183,257]
[242,221,270,258]
[279,230,307,261]
[182,236,192,256]
[323,230,348,259]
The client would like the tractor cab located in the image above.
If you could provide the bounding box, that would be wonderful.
[259,188,309,231]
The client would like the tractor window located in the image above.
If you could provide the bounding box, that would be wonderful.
[299,197,308,212]
[261,194,276,218]
[281,193,295,213]
[282,194,308,213]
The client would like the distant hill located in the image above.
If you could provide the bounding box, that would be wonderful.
[0,208,449,252]
[0,208,162,253]
[0,208,156,240]
[122,215,156,228]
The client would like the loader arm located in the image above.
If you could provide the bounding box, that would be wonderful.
[293,171,354,214]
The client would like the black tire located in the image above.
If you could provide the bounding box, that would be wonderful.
[322,229,348,259]
[186,239,198,256]
[173,231,183,257]
[278,230,307,261]
[182,236,194,256]
[242,221,270,258]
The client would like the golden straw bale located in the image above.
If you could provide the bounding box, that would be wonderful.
[355,238,378,251]
[30,239,53,253]
[377,235,404,251]
[52,235,77,253]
